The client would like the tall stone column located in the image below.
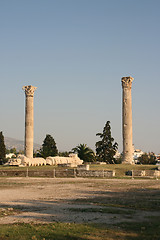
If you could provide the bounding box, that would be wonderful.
[121,76,134,164]
[22,85,37,158]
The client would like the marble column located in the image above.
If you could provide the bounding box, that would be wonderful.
[22,85,37,158]
[121,76,134,164]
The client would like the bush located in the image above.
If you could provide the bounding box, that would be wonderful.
[138,153,157,165]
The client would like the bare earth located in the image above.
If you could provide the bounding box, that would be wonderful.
[0,177,160,224]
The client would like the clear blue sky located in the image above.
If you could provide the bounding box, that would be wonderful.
[0,0,160,153]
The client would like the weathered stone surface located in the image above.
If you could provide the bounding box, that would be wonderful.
[46,154,83,166]
[121,76,134,164]
[76,170,115,177]
[22,85,37,159]
[22,157,46,166]
[126,170,160,177]
[77,164,90,170]
[5,154,83,167]
[5,155,46,167]
[4,158,23,166]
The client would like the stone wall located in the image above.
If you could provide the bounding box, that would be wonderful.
[0,169,115,178]
[0,169,158,178]
[126,170,160,177]
[76,170,115,178]
[0,170,27,177]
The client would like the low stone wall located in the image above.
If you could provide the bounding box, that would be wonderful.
[27,170,54,178]
[126,170,160,177]
[0,169,115,178]
[77,165,90,170]
[0,169,159,178]
[145,170,160,177]
[76,170,115,178]
[54,169,75,178]
[0,170,27,177]
[0,169,75,178]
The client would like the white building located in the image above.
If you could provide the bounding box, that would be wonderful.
[133,149,144,162]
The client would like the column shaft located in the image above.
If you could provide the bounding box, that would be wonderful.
[121,77,134,164]
[23,85,37,158]
[25,95,34,158]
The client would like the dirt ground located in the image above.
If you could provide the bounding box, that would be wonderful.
[0,177,160,225]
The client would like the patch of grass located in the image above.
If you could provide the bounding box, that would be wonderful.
[0,166,55,172]
[90,164,157,177]
[0,219,160,240]
[0,222,140,240]
[0,165,74,171]
[115,216,160,240]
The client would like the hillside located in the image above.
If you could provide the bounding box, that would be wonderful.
[4,137,41,151]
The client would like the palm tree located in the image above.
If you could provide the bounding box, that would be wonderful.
[72,144,95,162]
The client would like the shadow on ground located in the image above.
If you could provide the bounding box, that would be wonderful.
[0,181,160,239]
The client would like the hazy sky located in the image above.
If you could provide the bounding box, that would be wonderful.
[1,0,160,153]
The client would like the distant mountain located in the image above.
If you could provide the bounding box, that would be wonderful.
[4,137,41,151]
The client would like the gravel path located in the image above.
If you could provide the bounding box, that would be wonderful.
[0,177,160,224]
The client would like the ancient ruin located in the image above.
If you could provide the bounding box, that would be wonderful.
[6,78,135,167]
[121,76,134,164]
[5,155,46,167]
[5,85,84,167]
[6,154,83,167]
[22,85,37,158]
[46,154,83,167]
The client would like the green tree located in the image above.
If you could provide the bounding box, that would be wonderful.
[10,148,17,154]
[114,154,123,164]
[96,121,118,164]
[6,149,10,154]
[138,153,157,165]
[5,148,17,157]
[59,151,70,157]
[39,134,58,159]
[72,144,95,162]
[0,131,6,164]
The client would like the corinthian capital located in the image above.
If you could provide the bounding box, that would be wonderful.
[22,85,37,97]
[121,76,134,89]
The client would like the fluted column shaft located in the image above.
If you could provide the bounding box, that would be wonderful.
[22,85,37,158]
[121,77,134,164]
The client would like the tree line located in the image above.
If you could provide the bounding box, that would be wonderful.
[36,121,119,163]
[0,121,158,165]
[0,121,118,164]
